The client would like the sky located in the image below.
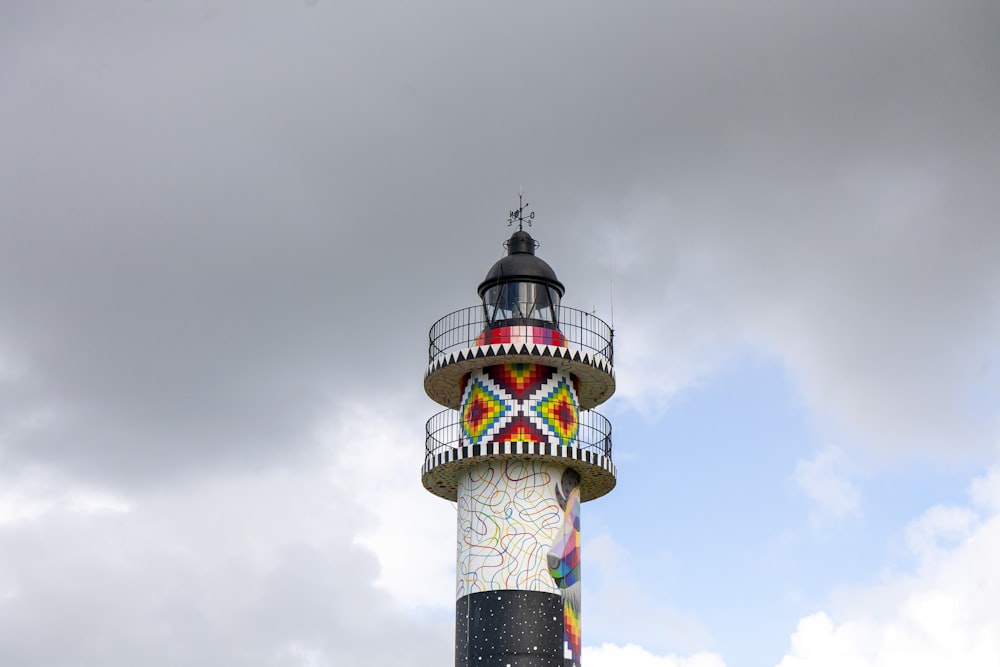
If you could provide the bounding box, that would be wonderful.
[1,1,999,665]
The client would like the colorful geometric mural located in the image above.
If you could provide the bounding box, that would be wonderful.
[459,363,580,450]
[548,468,582,667]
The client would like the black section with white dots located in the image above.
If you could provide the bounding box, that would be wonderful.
[456,590,566,667]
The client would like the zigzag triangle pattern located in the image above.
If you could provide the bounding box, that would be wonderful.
[421,441,617,503]
[426,343,614,377]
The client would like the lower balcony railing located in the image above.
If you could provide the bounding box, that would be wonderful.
[424,409,612,462]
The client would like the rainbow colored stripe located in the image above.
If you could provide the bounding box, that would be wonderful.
[475,325,567,347]
[565,600,581,665]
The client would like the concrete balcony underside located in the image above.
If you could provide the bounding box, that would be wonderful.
[424,343,615,410]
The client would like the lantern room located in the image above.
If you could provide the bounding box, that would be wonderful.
[478,230,565,330]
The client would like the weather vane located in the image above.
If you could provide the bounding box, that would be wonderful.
[508,187,535,231]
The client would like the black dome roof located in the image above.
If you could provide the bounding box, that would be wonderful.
[477,230,565,297]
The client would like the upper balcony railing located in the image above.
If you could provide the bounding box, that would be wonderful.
[428,304,614,366]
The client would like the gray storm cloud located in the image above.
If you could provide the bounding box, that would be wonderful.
[1,1,998,664]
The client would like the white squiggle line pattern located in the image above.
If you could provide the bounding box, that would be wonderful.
[456,459,563,597]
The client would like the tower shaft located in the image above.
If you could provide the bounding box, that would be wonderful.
[456,458,579,666]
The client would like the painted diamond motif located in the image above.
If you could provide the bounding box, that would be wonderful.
[532,378,579,446]
[461,378,507,445]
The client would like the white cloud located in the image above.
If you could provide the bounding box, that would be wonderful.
[585,642,727,667]
[0,488,50,526]
[0,409,453,667]
[775,466,1000,667]
[318,397,456,611]
[0,470,131,526]
[903,504,977,560]
[970,465,1000,513]
[792,447,861,518]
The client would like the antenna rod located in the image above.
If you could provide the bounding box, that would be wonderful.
[609,231,615,329]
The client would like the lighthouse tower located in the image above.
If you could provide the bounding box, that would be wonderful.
[422,198,616,667]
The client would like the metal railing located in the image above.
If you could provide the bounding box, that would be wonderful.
[428,304,613,365]
[424,409,613,462]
